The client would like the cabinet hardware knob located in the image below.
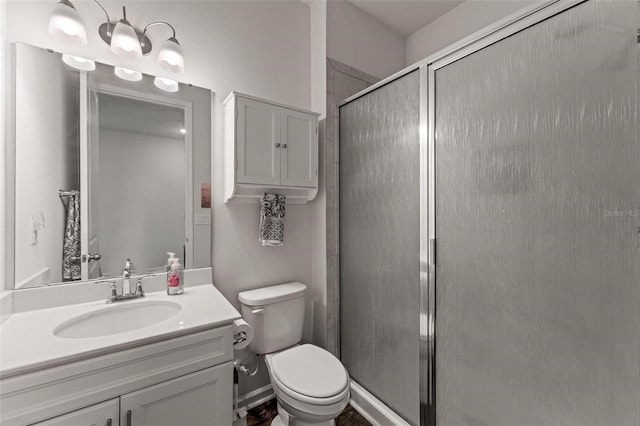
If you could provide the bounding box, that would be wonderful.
[107,420,112,426]
[275,143,281,148]
[282,144,288,149]
[127,410,132,426]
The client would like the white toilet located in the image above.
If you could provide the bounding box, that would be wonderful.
[238,282,350,426]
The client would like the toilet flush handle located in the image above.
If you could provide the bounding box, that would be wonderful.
[251,307,265,314]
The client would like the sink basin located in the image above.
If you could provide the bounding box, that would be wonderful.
[54,301,182,339]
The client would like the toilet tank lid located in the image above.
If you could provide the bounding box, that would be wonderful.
[238,282,307,306]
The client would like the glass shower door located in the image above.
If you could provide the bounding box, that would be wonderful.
[340,70,421,425]
[434,1,639,424]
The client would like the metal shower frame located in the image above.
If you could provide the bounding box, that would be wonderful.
[338,1,590,424]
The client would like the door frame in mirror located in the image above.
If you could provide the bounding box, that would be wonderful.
[85,80,195,276]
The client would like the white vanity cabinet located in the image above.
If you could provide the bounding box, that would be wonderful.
[30,399,120,426]
[30,364,231,426]
[3,327,234,426]
[120,363,230,426]
[224,92,319,204]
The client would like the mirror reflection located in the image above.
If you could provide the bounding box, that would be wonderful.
[12,42,212,289]
[92,92,186,278]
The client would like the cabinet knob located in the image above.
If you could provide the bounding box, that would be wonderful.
[282,144,288,149]
[275,143,281,148]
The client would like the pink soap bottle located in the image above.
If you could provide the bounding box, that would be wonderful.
[167,258,184,295]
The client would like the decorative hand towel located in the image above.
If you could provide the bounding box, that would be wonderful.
[259,193,286,246]
[60,190,81,281]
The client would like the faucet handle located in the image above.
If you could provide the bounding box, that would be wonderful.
[135,275,154,298]
[98,280,118,303]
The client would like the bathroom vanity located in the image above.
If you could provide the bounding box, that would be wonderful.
[0,283,241,426]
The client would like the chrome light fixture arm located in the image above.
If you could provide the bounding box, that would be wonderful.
[141,21,177,48]
[91,0,113,36]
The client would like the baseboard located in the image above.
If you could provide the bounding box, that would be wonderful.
[349,381,411,426]
[236,384,275,411]
[235,380,410,426]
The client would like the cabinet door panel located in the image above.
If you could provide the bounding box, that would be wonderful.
[30,399,119,426]
[236,97,280,185]
[120,362,232,426]
[280,109,317,188]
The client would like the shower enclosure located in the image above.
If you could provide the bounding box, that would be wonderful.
[338,1,639,425]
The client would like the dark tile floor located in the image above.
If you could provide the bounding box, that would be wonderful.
[247,398,371,426]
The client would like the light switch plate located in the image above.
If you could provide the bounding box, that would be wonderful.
[195,213,211,225]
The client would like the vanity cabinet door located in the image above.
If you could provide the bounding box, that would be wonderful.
[30,399,119,426]
[279,108,318,188]
[119,362,233,426]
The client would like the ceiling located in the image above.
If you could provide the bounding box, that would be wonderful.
[344,0,465,37]
[98,93,185,140]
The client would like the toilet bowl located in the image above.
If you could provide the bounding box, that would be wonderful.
[266,345,350,425]
[238,283,350,426]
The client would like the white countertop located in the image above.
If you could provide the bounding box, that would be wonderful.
[0,284,241,379]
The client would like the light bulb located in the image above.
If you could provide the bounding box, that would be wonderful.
[114,67,143,81]
[62,54,95,71]
[154,76,179,93]
[48,0,87,45]
[157,37,184,73]
[110,20,143,59]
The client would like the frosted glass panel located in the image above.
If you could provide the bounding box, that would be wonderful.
[340,70,420,425]
[434,1,639,425]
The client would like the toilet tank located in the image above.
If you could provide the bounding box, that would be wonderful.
[238,282,307,354]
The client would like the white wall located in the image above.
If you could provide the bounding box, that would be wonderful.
[406,0,537,65]
[5,0,316,332]
[310,0,328,347]
[98,129,184,276]
[14,44,78,287]
[327,0,405,80]
[1,0,8,293]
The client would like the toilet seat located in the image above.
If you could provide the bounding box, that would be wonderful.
[266,344,350,406]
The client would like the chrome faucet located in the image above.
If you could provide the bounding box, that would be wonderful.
[105,260,152,303]
[106,276,149,303]
[122,258,135,294]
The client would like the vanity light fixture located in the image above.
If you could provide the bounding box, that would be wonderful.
[62,54,96,71]
[114,66,143,81]
[109,7,143,59]
[48,0,184,73]
[154,76,179,93]
[48,0,88,45]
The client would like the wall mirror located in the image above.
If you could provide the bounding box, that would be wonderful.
[8,42,212,290]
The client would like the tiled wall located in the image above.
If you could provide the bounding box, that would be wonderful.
[325,58,378,356]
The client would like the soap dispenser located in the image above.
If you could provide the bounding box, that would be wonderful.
[165,252,177,272]
[167,258,184,295]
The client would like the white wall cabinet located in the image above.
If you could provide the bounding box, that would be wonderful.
[224,92,319,204]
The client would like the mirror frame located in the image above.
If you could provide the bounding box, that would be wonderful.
[4,42,214,290]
